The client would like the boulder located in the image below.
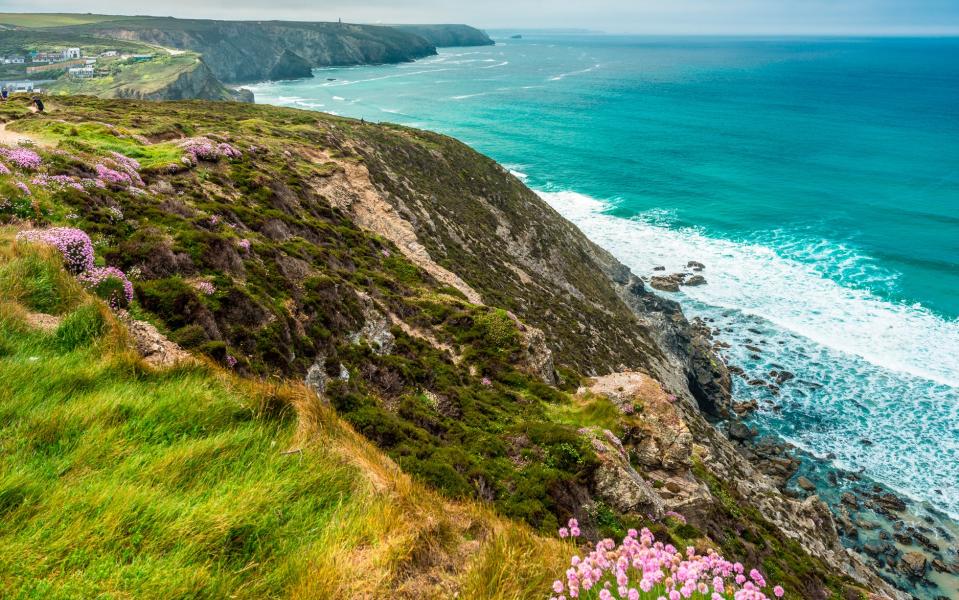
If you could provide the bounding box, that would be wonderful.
[728,421,756,441]
[650,275,681,292]
[683,274,707,287]
[687,260,705,271]
[901,551,927,577]
[797,476,816,492]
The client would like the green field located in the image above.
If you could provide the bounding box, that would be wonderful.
[0,13,134,28]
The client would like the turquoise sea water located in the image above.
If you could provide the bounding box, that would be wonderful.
[249,36,959,521]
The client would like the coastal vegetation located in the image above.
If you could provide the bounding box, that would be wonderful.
[0,94,892,598]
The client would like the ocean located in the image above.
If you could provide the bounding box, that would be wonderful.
[248,35,959,523]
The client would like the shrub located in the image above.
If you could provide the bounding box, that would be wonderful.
[16,228,95,274]
[77,267,134,310]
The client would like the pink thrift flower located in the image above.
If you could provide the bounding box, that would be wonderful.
[773,585,785,597]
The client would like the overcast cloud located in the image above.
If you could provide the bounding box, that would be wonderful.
[3,0,958,34]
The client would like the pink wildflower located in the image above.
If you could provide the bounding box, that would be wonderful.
[0,146,42,170]
[226,355,238,368]
[773,585,785,597]
[15,181,30,196]
[17,227,95,273]
[194,281,216,296]
[77,267,134,309]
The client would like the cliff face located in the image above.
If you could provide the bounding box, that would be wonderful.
[392,24,494,47]
[111,59,252,102]
[61,18,438,83]
[0,96,902,599]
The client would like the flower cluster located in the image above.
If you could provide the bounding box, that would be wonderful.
[664,511,687,525]
[30,173,86,192]
[77,266,134,310]
[18,227,134,310]
[15,181,31,196]
[95,163,133,187]
[194,281,216,296]
[0,146,42,170]
[107,151,144,186]
[225,355,238,368]
[17,227,95,273]
[0,162,10,175]
[178,137,242,165]
[550,525,785,600]
[237,238,251,251]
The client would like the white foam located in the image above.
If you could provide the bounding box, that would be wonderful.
[537,188,959,518]
[539,190,959,387]
[549,63,601,81]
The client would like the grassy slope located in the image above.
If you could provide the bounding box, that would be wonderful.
[0,234,566,599]
[0,13,137,28]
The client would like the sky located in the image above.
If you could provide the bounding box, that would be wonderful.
[2,1,958,35]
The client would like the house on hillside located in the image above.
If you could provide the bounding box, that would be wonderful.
[68,66,95,78]
[1,56,25,64]
[63,48,82,60]
[100,50,118,57]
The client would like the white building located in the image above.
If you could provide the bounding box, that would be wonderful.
[68,66,95,78]
[2,56,25,64]
[100,50,118,57]
[63,48,81,60]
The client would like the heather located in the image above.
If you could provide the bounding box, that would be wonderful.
[0,229,569,598]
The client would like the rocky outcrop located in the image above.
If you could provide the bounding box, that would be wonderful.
[110,58,251,102]
[582,372,906,599]
[392,24,494,47]
[63,18,438,83]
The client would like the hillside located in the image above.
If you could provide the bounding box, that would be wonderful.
[0,29,245,102]
[0,95,902,599]
[3,15,490,83]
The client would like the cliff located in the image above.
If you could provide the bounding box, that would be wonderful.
[58,17,439,83]
[0,95,904,599]
[393,24,494,47]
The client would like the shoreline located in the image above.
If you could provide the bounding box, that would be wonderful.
[248,70,959,598]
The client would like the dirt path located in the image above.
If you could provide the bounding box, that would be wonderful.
[0,121,50,148]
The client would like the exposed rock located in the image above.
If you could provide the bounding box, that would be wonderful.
[842,492,860,509]
[901,551,928,577]
[683,274,707,287]
[650,275,681,292]
[584,427,665,518]
[728,421,756,441]
[349,296,395,355]
[797,476,817,492]
[124,318,191,368]
[24,312,61,332]
[687,260,705,271]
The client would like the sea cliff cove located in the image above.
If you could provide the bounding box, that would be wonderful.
[1,6,957,600]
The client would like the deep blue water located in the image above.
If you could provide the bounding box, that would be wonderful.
[249,35,959,520]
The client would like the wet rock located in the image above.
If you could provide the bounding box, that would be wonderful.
[901,551,928,578]
[745,345,763,353]
[874,492,908,512]
[732,399,758,416]
[687,260,705,271]
[894,533,912,545]
[931,559,952,574]
[653,265,666,271]
[797,476,817,492]
[728,421,756,441]
[863,542,883,557]
[684,274,707,287]
[775,370,795,384]
[650,275,681,292]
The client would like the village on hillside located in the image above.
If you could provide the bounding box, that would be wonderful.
[1,43,158,93]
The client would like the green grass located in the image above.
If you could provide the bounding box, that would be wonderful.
[48,53,212,99]
[9,119,184,169]
[0,235,568,599]
[0,13,134,28]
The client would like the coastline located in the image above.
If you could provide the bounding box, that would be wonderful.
[247,45,959,597]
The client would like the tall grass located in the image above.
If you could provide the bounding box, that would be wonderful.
[0,233,566,599]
